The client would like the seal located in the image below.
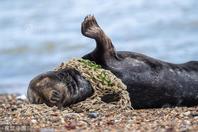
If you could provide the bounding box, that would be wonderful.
[27,15,198,109]
[27,68,93,108]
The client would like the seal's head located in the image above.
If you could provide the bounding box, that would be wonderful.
[27,68,93,107]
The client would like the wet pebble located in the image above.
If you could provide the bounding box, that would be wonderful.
[31,119,37,124]
[87,112,99,118]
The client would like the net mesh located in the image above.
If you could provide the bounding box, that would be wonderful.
[54,58,131,112]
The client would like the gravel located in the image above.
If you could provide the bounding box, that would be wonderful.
[0,94,197,132]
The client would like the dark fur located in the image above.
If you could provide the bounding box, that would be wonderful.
[81,15,198,109]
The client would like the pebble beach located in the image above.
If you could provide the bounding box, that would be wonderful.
[1,1,198,132]
[0,94,197,132]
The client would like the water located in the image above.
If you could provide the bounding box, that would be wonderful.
[0,0,198,94]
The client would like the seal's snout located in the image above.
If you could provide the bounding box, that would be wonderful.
[27,72,65,107]
[27,74,45,104]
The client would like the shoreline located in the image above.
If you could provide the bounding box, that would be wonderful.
[0,94,197,131]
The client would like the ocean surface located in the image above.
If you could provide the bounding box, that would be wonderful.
[0,0,198,94]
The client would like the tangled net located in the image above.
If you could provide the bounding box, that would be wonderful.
[54,59,131,112]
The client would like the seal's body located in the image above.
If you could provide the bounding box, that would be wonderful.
[84,51,198,108]
[81,15,198,108]
[27,15,198,109]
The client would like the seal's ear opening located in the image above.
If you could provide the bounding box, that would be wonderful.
[101,93,121,103]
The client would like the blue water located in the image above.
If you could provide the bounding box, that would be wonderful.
[0,0,198,94]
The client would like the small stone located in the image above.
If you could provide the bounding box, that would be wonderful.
[52,106,58,111]
[190,113,198,118]
[16,95,27,100]
[7,95,13,101]
[31,119,37,124]
[194,116,198,119]
[107,120,115,125]
[183,111,191,116]
[88,112,99,118]
[11,106,17,111]
[50,112,59,116]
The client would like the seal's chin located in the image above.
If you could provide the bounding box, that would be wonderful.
[27,68,94,108]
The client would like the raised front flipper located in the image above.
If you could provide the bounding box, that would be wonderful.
[81,15,118,65]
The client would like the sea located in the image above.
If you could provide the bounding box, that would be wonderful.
[0,0,198,94]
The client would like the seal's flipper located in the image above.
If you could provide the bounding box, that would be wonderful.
[81,15,101,39]
[81,15,118,65]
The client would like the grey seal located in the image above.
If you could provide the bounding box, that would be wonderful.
[27,15,198,109]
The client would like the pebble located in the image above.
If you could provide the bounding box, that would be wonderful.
[52,106,58,111]
[31,119,37,124]
[50,112,59,116]
[87,112,99,118]
[16,95,27,100]
[106,120,115,125]
[183,111,191,116]
[11,105,17,111]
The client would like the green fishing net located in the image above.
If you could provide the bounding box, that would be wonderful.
[55,59,131,112]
